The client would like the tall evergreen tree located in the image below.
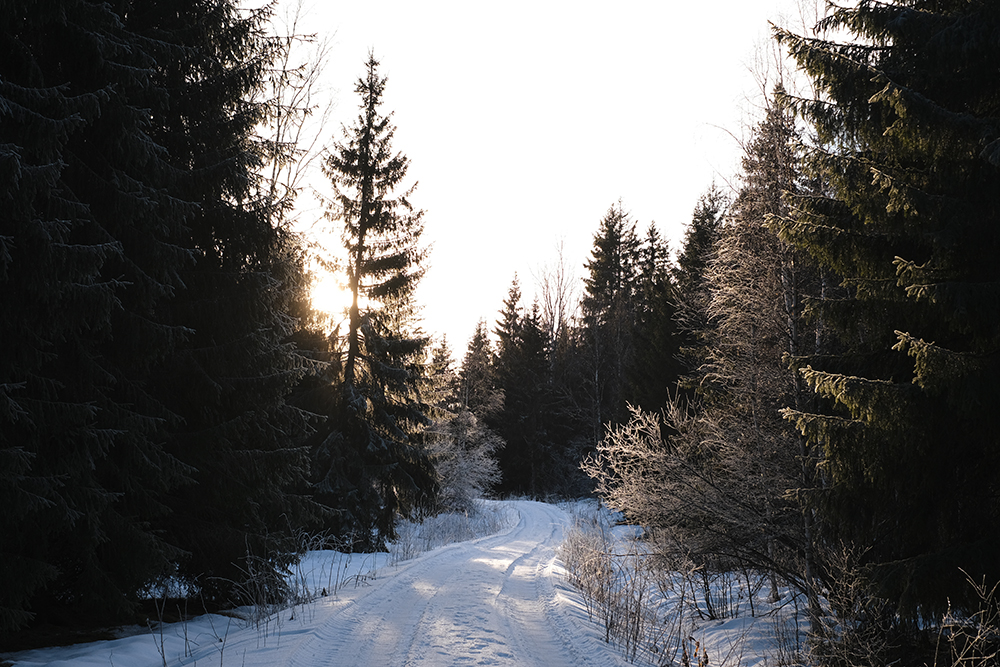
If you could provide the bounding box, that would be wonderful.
[0,0,317,632]
[702,92,825,617]
[580,202,640,433]
[585,94,828,626]
[315,53,435,547]
[425,338,502,512]
[673,185,728,381]
[673,185,727,300]
[427,337,460,413]
[133,0,315,605]
[775,0,1000,622]
[628,224,683,412]
[0,0,193,631]
[459,319,503,418]
[489,278,554,496]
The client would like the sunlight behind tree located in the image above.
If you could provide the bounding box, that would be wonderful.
[309,270,353,318]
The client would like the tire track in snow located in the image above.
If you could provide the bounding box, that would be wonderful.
[492,502,595,667]
[280,552,444,666]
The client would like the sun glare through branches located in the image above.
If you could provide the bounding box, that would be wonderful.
[310,271,352,318]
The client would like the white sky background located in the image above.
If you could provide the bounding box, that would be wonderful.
[288,0,818,351]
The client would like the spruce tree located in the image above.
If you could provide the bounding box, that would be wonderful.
[584,94,828,624]
[316,53,435,547]
[490,278,528,493]
[1,0,317,629]
[673,185,727,300]
[425,338,502,512]
[628,224,683,412]
[673,186,728,382]
[130,0,316,605]
[580,202,640,432]
[0,0,192,631]
[775,0,1000,621]
[490,278,554,496]
[459,319,503,418]
[703,92,825,616]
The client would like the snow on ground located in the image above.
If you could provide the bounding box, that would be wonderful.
[5,500,635,667]
[5,499,807,667]
[559,499,809,667]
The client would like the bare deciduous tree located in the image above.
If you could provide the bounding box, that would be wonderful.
[258,0,335,225]
[532,239,580,348]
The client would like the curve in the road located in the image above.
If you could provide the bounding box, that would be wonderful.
[278,500,627,667]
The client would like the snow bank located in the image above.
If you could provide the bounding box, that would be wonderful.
[4,500,808,667]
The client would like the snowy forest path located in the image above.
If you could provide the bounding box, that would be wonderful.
[7,500,634,667]
[276,500,627,667]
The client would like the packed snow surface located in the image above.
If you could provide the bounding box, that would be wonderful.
[8,500,634,667]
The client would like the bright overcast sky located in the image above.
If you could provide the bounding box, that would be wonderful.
[289,0,818,351]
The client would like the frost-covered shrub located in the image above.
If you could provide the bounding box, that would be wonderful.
[428,409,502,513]
[560,503,687,664]
[389,500,514,565]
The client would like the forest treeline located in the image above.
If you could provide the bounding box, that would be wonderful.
[0,0,445,639]
[3,0,1000,663]
[579,2,1000,664]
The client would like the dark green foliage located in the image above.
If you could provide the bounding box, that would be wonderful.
[775,0,1000,621]
[580,202,640,430]
[0,0,193,631]
[628,224,683,412]
[481,204,687,498]
[0,0,315,633]
[486,277,593,497]
[490,278,548,496]
[459,320,502,418]
[131,0,315,606]
[672,186,728,381]
[425,338,502,512]
[314,53,435,548]
[580,202,684,424]
[427,338,461,413]
[582,203,640,319]
[673,185,727,301]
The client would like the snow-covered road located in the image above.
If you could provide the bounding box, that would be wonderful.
[9,500,632,667]
[280,500,622,667]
